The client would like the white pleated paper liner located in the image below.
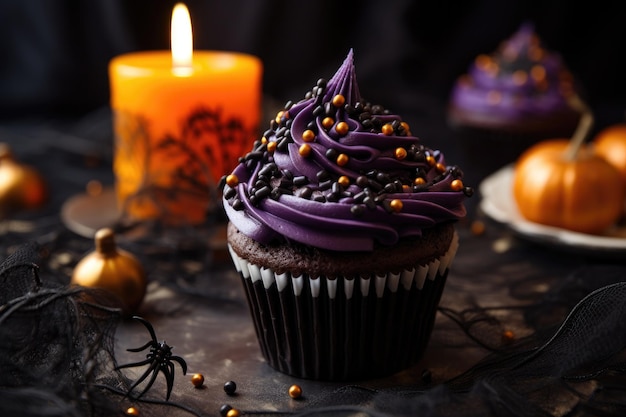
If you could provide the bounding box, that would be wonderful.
[228,232,459,381]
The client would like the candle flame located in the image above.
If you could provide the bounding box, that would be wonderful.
[171,3,193,74]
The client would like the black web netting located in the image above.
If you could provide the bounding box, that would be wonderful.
[0,242,127,417]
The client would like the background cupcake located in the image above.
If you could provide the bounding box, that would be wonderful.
[447,22,583,177]
[223,50,471,381]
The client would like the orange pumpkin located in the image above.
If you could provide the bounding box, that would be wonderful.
[512,138,625,234]
[592,123,626,183]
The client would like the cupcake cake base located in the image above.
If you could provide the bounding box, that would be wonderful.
[227,222,459,381]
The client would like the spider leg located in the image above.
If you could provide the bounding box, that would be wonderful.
[115,356,153,370]
[132,316,158,344]
[170,355,188,374]
[134,362,162,400]
[126,341,154,352]
[126,361,158,398]
[160,362,175,401]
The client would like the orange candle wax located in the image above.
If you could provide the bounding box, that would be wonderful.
[109,5,262,225]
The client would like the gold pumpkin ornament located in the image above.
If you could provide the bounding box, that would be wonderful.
[0,143,48,214]
[71,228,147,314]
[513,112,625,234]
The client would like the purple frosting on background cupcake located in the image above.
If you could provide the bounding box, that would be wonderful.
[223,50,470,251]
[450,22,577,124]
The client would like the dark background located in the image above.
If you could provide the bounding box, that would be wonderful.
[1,0,625,125]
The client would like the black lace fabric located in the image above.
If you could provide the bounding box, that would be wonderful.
[0,243,125,417]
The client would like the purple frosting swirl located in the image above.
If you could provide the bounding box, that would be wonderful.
[450,22,577,122]
[223,50,470,251]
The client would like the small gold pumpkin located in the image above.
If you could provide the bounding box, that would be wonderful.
[71,228,147,314]
[0,143,47,214]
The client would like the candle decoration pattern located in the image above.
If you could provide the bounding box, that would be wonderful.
[109,4,262,225]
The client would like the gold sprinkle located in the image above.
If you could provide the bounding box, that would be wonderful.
[390,199,403,212]
[322,117,335,129]
[275,110,286,124]
[470,220,486,236]
[395,147,407,160]
[426,155,436,166]
[512,70,527,86]
[400,121,411,135]
[126,407,140,416]
[502,330,515,343]
[502,45,518,62]
[487,90,502,105]
[226,174,239,187]
[332,94,345,107]
[267,141,277,153]
[530,65,546,82]
[191,373,204,388]
[381,123,394,135]
[402,184,410,192]
[336,121,349,136]
[302,129,316,142]
[414,177,426,186]
[261,136,268,144]
[299,143,312,157]
[226,409,241,417]
[451,179,464,191]
[476,54,498,76]
[486,62,499,77]
[338,176,350,187]
[435,162,446,173]
[336,153,349,166]
[86,180,102,196]
[475,54,492,69]
[288,384,303,399]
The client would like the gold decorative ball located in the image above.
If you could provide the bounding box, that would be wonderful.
[126,406,140,416]
[226,408,240,417]
[71,228,147,314]
[191,373,205,388]
[288,384,302,399]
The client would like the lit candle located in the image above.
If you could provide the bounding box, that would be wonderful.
[109,3,262,225]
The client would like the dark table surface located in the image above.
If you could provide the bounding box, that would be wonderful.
[2,103,626,417]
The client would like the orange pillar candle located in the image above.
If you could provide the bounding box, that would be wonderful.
[109,3,262,225]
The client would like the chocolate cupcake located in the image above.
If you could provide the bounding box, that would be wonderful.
[447,22,582,175]
[223,50,471,381]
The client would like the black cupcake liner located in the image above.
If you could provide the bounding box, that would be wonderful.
[229,233,458,381]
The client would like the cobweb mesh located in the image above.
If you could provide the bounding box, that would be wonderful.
[0,242,126,417]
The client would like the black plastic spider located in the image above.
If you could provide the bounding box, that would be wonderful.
[116,316,187,401]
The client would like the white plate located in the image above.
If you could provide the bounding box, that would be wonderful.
[479,165,626,254]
